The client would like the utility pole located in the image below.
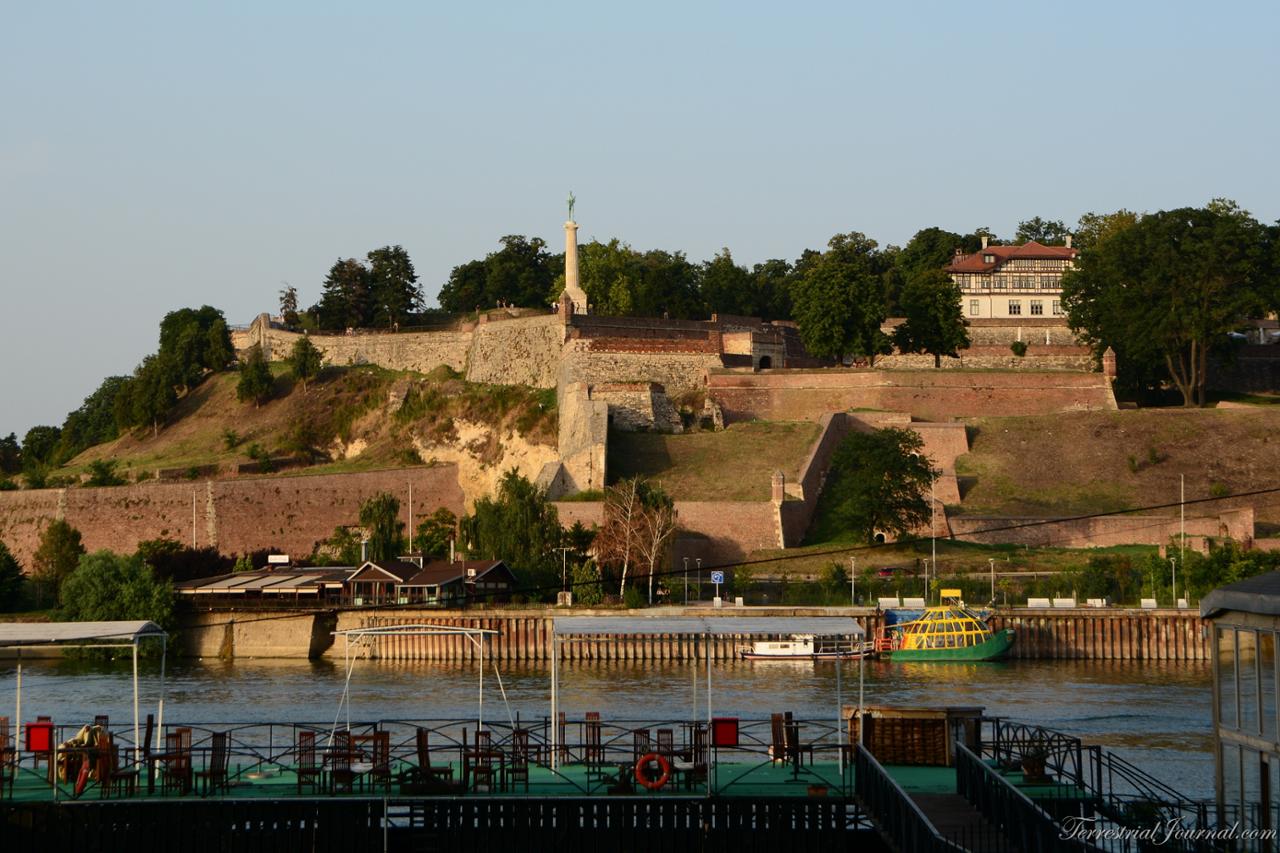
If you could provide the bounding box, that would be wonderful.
[683,557,690,606]
[1170,557,1177,605]
[850,556,856,607]
[930,481,936,603]
[192,487,197,548]
[408,483,414,552]
[554,547,572,592]
[1180,474,1185,571]
[989,558,995,603]
[696,558,702,602]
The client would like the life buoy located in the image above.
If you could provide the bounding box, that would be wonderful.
[74,756,91,797]
[634,753,671,791]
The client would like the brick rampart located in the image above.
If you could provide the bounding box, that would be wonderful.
[708,369,1115,422]
[948,506,1254,548]
[0,467,464,568]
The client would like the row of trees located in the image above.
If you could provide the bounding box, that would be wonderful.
[291,245,423,331]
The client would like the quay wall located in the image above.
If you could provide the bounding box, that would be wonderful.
[176,607,1211,661]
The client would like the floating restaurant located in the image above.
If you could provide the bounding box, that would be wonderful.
[0,615,1264,851]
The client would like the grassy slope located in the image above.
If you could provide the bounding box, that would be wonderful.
[607,421,821,501]
[954,409,1280,524]
[61,365,556,481]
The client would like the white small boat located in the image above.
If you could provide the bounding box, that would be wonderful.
[739,634,874,661]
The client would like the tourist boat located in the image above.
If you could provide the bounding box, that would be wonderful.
[877,604,1015,661]
[739,634,874,661]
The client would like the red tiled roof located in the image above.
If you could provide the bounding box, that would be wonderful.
[946,241,1077,273]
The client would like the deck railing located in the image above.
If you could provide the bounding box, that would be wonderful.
[853,742,961,853]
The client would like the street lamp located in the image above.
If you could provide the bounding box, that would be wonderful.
[850,556,856,607]
[989,558,995,603]
[683,557,690,606]
[696,558,702,602]
[1169,558,1177,605]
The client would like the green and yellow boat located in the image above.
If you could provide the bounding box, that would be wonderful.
[877,603,1015,661]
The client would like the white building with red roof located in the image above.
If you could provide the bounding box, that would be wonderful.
[946,236,1078,320]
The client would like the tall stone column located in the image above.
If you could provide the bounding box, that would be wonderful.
[563,220,588,314]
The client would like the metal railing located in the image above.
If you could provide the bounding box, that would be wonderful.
[853,742,962,853]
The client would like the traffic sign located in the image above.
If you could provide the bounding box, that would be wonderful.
[710,571,725,585]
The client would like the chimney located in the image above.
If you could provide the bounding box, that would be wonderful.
[360,539,368,563]
[449,538,455,564]
[1065,234,1073,249]
[771,470,786,504]
[980,234,989,250]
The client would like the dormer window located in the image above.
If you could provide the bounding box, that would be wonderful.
[983,254,995,264]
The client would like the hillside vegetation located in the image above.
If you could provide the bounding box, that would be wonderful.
[61,365,555,482]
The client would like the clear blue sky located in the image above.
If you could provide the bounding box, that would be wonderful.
[3,1,1277,439]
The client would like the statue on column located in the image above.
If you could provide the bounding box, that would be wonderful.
[567,191,576,222]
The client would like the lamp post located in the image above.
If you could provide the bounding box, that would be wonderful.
[1169,558,1177,605]
[554,547,572,592]
[684,557,690,606]
[989,558,995,603]
[850,556,856,607]
[696,558,702,602]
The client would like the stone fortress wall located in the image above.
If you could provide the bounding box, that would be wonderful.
[0,467,464,569]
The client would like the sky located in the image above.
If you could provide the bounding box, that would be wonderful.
[2,1,1278,439]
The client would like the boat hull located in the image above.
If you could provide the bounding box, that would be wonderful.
[740,650,871,661]
[884,628,1015,662]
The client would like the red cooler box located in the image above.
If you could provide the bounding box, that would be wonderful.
[711,717,739,748]
[26,721,54,752]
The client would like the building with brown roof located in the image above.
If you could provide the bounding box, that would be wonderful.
[396,559,517,607]
[946,236,1078,320]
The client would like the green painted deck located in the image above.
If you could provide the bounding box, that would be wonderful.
[2,757,1087,805]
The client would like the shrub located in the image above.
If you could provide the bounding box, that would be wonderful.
[222,428,242,450]
[1210,482,1230,498]
[59,551,174,652]
[86,459,126,487]
[1009,340,1029,357]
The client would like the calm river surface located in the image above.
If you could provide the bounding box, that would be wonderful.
[1,657,1214,798]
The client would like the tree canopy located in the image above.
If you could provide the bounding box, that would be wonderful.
[59,550,175,635]
[0,541,24,611]
[595,476,677,600]
[368,245,423,327]
[892,269,970,367]
[437,236,558,312]
[1061,199,1273,405]
[32,518,86,604]
[236,345,274,408]
[158,306,235,393]
[811,427,937,544]
[1015,217,1070,245]
[461,471,563,597]
[791,232,892,364]
[286,336,323,393]
[413,507,457,558]
[358,492,407,562]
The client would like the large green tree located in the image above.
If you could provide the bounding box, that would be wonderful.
[286,336,323,393]
[60,550,175,635]
[158,306,234,393]
[115,354,180,437]
[791,232,892,364]
[55,376,129,463]
[437,236,558,312]
[413,507,458,558]
[21,426,61,479]
[32,518,86,604]
[1016,217,1070,245]
[0,433,20,475]
[236,345,274,408]
[812,427,937,544]
[892,269,970,367]
[358,492,406,562]
[751,258,795,320]
[368,245,422,327]
[700,248,755,316]
[1061,200,1271,406]
[461,471,563,596]
[315,258,374,329]
[1073,209,1141,252]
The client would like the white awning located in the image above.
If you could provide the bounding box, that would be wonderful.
[0,620,167,647]
[553,616,863,637]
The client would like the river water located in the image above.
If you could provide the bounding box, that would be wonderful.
[1,657,1214,798]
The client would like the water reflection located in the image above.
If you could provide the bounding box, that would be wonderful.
[0,657,1214,796]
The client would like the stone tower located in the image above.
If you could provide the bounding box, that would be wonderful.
[563,218,589,314]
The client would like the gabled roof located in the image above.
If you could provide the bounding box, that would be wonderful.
[175,567,356,594]
[399,559,513,588]
[947,241,1078,273]
[0,621,167,646]
[350,560,423,583]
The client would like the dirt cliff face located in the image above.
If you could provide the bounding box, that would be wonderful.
[413,420,558,511]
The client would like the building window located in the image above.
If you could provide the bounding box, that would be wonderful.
[983,254,994,264]
[1008,300,1021,316]
[1030,300,1043,316]
[1052,300,1063,315]
[969,300,979,316]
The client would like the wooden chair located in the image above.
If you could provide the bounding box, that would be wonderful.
[93,715,109,730]
[414,728,453,781]
[330,731,356,794]
[367,731,391,793]
[470,730,498,792]
[673,725,708,790]
[769,714,787,764]
[656,729,674,759]
[0,717,15,799]
[632,728,651,765]
[583,713,604,776]
[193,732,229,797]
[296,731,324,794]
[96,735,139,798]
[506,729,530,792]
[783,716,813,767]
[161,728,193,795]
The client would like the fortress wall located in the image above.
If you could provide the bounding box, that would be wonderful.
[708,369,1115,422]
[0,467,464,568]
[556,383,609,493]
[233,318,472,376]
[875,346,1094,371]
[560,342,721,398]
[949,506,1254,548]
[465,314,564,388]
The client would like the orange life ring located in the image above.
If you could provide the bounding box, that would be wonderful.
[634,753,671,791]
[74,757,91,797]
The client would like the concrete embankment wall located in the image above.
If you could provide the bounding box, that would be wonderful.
[177,607,1211,662]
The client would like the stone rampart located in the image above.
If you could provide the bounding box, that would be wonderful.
[948,506,1253,548]
[234,315,472,375]
[875,346,1094,371]
[465,314,563,388]
[0,467,464,567]
[561,342,720,398]
[555,383,608,494]
[707,369,1115,422]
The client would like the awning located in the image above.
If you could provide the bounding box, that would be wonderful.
[0,621,167,647]
[553,616,863,637]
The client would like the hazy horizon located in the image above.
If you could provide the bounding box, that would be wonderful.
[3,1,1278,439]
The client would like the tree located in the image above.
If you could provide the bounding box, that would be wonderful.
[359,492,406,562]
[815,428,937,544]
[892,269,971,367]
[85,459,126,487]
[437,236,557,312]
[315,258,374,329]
[1061,200,1270,406]
[414,507,457,558]
[236,345,274,408]
[751,258,795,320]
[791,232,892,364]
[1073,210,1141,252]
[368,245,422,327]
[59,551,175,637]
[135,538,232,583]
[55,376,129,463]
[700,248,755,316]
[1015,217,1070,245]
[279,284,300,327]
[0,541,24,611]
[287,336,323,393]
[437,259,489,313]
[21,426,61,471]
[595,477,677,600]
[32,518,86,604]
[460,471,563,595]
[0,433,20,474]
[158,306,235,393]
[116,354,179,437]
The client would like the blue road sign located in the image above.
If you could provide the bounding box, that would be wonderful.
[710,571,725,585]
